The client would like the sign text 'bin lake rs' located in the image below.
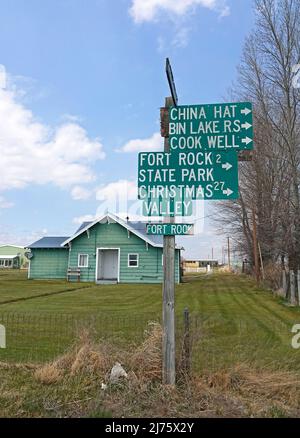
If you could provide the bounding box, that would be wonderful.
[168,102,253,152]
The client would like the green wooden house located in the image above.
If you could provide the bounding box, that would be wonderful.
[27,213,182,284]
[0,245,28,269]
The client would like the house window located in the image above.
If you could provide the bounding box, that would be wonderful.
[78,254,89,268]
[128,253,139,267]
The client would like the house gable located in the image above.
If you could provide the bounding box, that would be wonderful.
[61,213,164,249]
[68,221,170,283]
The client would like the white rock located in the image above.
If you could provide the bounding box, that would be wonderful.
[109,362,128,383]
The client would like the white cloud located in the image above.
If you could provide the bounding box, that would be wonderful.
[172,26,190,48]
[0,225,48,246]
[71,185,92,201]
[72,214,97,225]
[129,0,230,23]
[0,65,105,196]
[96,180,137,201]
[0,196,14,209]
[118,132,163,153]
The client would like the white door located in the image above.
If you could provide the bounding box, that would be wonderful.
[98,250,118,280]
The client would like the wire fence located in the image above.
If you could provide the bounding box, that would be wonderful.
[0,310,298,373]
[0,311,162,363]
[188,313,299,373]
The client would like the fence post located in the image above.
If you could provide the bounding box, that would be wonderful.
[183,307,191,376]
[297,269,300,306]
[282,270,287,296]
[290,271,296,306]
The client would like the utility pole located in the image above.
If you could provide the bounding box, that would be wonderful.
[252,207,260,283]
[211,247,214,260]
[162,59,177,386]
[227,237,231,269]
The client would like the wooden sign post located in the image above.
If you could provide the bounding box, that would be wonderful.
[162,95,176,385]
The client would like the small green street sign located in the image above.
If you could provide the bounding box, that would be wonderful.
[138,150,239,201]
[146,223,194,236]
[168,102,253,152]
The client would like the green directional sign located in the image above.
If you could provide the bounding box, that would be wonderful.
[146,223,194,236]
[138,151,239,201]
[168,102,253,152]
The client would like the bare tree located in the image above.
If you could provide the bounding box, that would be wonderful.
[215,0,300,271]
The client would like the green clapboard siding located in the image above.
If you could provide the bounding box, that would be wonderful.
[29,249,69,279]
[68,222,180,284]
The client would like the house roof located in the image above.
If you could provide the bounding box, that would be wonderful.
[28,237,69,249]
[75,222,93,234]
[62,213,182,249]
[0,255,19,259]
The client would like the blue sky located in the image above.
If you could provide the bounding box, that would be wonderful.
[0,0,255,259]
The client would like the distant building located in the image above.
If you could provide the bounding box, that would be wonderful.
[182,258,219,273]
[27,213,182,284]
[0,245,28,269]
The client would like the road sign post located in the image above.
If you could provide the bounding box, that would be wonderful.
[137,58,248,386]
[162,96,176,386]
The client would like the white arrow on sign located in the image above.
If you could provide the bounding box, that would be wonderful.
[222,162,233,171]
[241,122,252,130]
[241,107,252,116]
[223,188,234,197]
[242,136,253,146]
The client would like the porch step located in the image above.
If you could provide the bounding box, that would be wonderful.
[96,280,118,285]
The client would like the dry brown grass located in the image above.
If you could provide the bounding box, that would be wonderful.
[197,364,300,417]
[3,323,300,417]
[34,363,62,385]
[129,322,162,381]
[33,330,115,385]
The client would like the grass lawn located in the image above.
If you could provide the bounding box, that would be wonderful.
[0,269,90,304]
[0,269,300,371]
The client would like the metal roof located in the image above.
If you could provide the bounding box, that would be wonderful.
[75,222,92,234]
[127,221,163,246]
[28,237,69,249]
[29,214,184,251]
[62,213,182,250]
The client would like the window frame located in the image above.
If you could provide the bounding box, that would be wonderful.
[78,253,89,268]
[128,253,139,268]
